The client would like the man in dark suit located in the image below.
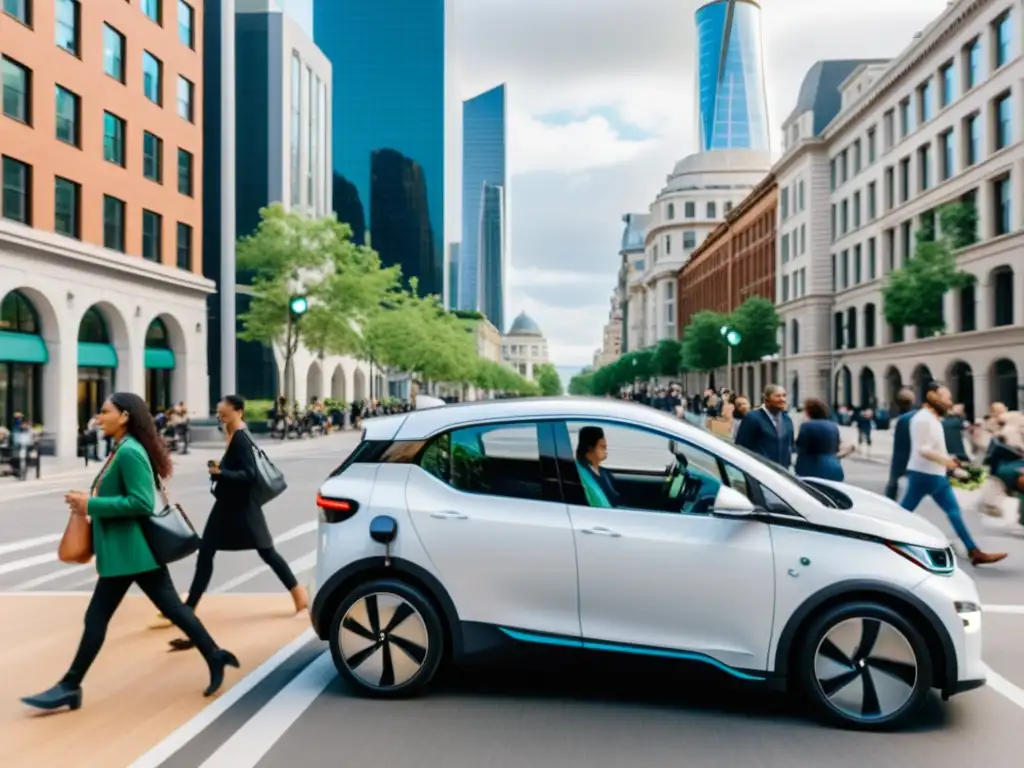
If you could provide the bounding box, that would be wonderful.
[884,387,917,500]
[735,384,795,468]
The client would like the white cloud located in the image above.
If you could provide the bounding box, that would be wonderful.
[456,0,952,368]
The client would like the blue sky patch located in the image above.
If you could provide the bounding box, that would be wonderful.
[537,106,653,141]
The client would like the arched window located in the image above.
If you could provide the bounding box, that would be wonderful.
[0,290,39,334]
[145,318,169,348]
[78,308,110,343]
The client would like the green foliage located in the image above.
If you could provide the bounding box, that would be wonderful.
[730,297,780,363]
[883,203,976,338]
[568,368,595,395]
[534,363,564,396]
[237,204,547,398]
[681,311,729,372]
[652,338,683,377]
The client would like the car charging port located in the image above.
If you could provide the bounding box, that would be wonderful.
[369,515,398,567]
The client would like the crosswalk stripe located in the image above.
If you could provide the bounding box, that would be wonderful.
[11,563,94,591]
[0,551,56,576]
[0,533,62,556]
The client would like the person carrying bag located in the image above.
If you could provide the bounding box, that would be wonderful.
[21,393,239,713]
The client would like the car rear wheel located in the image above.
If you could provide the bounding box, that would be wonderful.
[328,579,444,698]
[795,601,933,730]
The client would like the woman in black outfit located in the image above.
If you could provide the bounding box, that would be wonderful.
[168,395,306,651]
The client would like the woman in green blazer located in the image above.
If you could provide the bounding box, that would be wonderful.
[21,393,239,712]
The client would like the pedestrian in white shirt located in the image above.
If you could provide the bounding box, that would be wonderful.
[900,381,1006,565]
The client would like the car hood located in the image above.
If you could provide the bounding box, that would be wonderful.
[798,479,950,548]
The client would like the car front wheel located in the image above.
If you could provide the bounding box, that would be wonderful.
[328,579,444,698]
[795,601,934,730]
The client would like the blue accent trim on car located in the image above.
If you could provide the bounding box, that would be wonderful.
[498,628,765,681]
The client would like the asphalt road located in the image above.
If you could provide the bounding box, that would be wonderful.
[6,422,1024,767]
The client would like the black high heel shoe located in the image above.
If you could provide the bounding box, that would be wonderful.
[204,649,240,697]
[21,682,83,712]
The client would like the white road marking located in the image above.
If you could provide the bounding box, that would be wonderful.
[213,549,316,594]
[196,651,335,768]
[127,628,318,768]
[0,533,62,556]
[984,605,1024,615]
[984,665,1024,711]
[0,551,56,575]
[10,563,94,591]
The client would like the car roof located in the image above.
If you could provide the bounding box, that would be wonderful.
[376,396,701,443]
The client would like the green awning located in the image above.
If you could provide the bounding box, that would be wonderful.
[78,342,118,368]
[144,347,175,369]
[0,331,48,364]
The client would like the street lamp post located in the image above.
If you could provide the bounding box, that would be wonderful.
[720,325,741,392]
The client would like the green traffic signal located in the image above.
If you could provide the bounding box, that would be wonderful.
[726,330,741,347]
[289,296,309,315]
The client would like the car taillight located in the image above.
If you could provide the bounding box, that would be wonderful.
[316,494,358,523]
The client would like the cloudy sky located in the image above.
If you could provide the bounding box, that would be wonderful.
[455,0,950,378]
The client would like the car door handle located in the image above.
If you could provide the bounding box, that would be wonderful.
[580,526,621,537]
[430,510,469,520]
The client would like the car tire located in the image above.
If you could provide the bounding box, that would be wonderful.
[794,601,933,730]
[328,578,444,699]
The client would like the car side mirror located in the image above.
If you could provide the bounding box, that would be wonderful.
[711,485,758,518]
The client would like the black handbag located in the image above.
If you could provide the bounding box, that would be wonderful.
[141,478,201,565]
[242,430,287,506]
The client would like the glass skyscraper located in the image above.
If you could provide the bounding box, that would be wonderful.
[314,0,449,297]
[458,84,507,329]
[695,0,770,152]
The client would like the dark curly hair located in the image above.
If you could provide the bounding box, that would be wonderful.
[108,392,173,479]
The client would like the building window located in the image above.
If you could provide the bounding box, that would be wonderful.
[830,204,836,241]
[54,176,80,238]
[666,202,674,220]
[142,0,162,25]
[918,79,932,123]
[965,38,981,89]
[853,140,862,173]
[706,201,716,219]
[177,76,194,121]
[178,1,194,49]
[867,126,877,163]
[994,175,1011,236]
[723,201,732,214]
[782,274,790,302]
[867,182,877,220]
[994,12,1012,69]
[663,281,675,326]
[868,237,877,280]
[103,24,125,83]
[142,209,162,262]
[841,250,849,289]
[883,166,894,210]
[2,57,31,124]
[918,144,931,191]
[103,111,126,166]
[143,52,162,105]
[683,231,696,250]
[883,110,894,150]
[994,91,1012,150]
[797,180,805,210]
[839,150,848,184]
[831,254,837,292]
[290,53,301,207]
[800,223,806,254]
[852,191,861,228]
[840,199,849,234]
[177,148,193,195]
[55,0,80,56]
[940,129,954,180]
[854,244,862,284]
[780,188,789,219]
[143,132,163,182]
[103,195,125,252]
[940,60,955,108]
[898,157,910,203]
[664,234,671,255]
[684,201,695,218]
[176,222,192,269]
[3,0,29,25]
[54,85,79,147]
[964,113,980,165]
[899,98,912,138]
[781,233,790,263]
[830,158,837,190]
[900,221,912,265]
[2,156,30,224]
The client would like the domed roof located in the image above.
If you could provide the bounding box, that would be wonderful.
[508,311,542,336]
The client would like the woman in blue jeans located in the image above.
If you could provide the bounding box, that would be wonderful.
[900,382,1005,566]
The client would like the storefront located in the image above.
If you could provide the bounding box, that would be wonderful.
[77,307,117,429]
[145,318,175,413]
[0,291,47,429]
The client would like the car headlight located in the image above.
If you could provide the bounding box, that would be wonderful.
[887,543,956,575]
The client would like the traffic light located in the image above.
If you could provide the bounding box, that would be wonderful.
[289,295,308,319]
[720,326,741,347]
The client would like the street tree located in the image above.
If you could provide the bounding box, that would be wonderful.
[237,204,345,402]
[473,359,539,395]
[681,311,729,372]
[730,297,780,363]
[652,339,684,378]
[534,363,564,396]
[883,203,975,338]
[568,368,595,395]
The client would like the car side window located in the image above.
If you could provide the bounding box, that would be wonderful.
[419,423,543,501]
[566,421,747,515]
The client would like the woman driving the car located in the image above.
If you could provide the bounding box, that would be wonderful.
[576,426,621,507]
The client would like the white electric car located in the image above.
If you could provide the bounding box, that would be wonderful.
[309,398,985,730]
